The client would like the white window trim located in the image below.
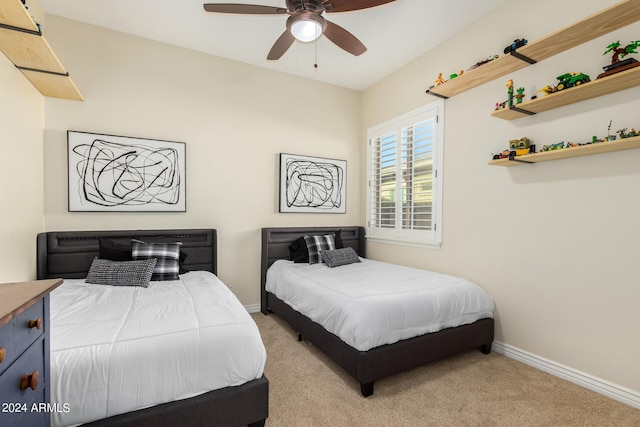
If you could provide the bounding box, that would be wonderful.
[366,99,444,249]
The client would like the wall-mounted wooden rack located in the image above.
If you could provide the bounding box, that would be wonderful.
[426,0,640,99]
[488,135,640,166]
[0,0,83,100]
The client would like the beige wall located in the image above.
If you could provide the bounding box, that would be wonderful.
[0,52,45,282]
[41,15,362,306]
[362,0,640,394]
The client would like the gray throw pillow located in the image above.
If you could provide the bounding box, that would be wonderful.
[321,247,361,268]
[86,257,157,287]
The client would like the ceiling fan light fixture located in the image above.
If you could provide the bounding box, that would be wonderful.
[288,13,326,42]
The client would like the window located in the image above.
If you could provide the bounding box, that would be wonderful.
[366,100,443,248]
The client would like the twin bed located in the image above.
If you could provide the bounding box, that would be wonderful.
[37,229,268,427]
[261,226,495,397]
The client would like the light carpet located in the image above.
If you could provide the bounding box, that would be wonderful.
[252,313,640,426]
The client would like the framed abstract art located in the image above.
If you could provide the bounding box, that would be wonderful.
[67,131,186,212]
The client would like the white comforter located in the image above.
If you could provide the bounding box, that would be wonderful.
[49,271,266,427]
[266,259,494,351]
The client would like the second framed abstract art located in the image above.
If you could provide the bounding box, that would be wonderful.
[279,153,346,213]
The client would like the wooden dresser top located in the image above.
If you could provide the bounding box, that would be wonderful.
[0,279,63,328]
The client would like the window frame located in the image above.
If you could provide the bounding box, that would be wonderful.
[365,99,444,249]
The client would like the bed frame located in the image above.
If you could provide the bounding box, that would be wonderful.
[260,226,494,397]
[37,229,268,427]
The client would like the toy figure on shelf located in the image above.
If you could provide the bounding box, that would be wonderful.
[494,79,516,110]
[598,40,640,78]
[434,73,446,85]
[507,79,514,107]
[515,87,525,104]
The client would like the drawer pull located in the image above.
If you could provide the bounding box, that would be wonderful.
[0,347,5,363]
[28,317,43,330]
[20,370,39,391]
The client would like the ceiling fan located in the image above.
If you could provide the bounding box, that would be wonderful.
[203,0,396,60]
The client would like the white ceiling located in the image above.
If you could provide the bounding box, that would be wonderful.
[40,0,509,91]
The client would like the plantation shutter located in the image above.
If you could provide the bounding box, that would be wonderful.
[401,118,434,231]
[366,100,443,248]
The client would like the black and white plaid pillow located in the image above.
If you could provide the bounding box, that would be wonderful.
[131,239,182,281]
[303,234,336,264]
[321,247,361,268]
[86,257,157,287]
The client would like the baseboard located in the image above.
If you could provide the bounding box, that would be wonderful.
[245,304,261,314]
[493,341,640,410]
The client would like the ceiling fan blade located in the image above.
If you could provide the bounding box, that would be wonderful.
[203,3,287,14]
[267,30,296,60]
[323,0,396,13]
[323,20,366,56]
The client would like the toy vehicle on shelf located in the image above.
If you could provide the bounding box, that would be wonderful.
[555,72,590,91]
[492,150,516,160]
[504,38,527,54]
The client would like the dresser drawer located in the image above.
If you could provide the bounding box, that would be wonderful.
[0,301,45,376]
[0,336,45,426]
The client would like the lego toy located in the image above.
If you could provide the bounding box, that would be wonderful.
[537,85,556,96]
[537,72,590,95]
[494,79,521,109]
[509,137,534,155]
[492,137,534,160]
[515,87,525,104]
[468,55,499,70]
[504,38,527,54]
[506,79,514,108]
[541,142,565,152]
[555,72,590,90]
[598,40,640,78]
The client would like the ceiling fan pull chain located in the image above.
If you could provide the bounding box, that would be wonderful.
[314,38,318,69]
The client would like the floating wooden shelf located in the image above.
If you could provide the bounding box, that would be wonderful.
[490,66,640,120]
[488,135,640,166]
[426,0,640,99]
[0,0,83,100]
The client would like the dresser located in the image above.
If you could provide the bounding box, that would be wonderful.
[0,279,63,427]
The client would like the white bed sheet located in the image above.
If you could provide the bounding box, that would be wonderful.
[49,270,266,427]
[266,259,494,352]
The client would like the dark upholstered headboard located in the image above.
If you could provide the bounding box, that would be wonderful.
[37,229,217,280]
[260,226,365,312]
